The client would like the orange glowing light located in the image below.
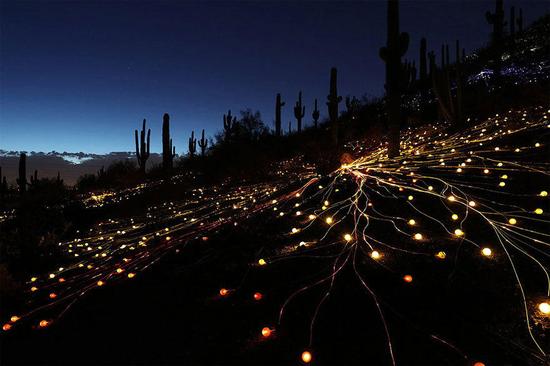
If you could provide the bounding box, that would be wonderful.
[49,293,57,299]
[301,351,312,363]
[39,320,49,328]
[97,280,105,286]
[403,275,413,283]
[261,327,272,338]
[3,324,12,331]
[473,362,485,366]
[10,316,20,323]
[220,288,229,296]
[253,292,263,300]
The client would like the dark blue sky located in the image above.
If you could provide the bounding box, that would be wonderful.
[1,0,548,154]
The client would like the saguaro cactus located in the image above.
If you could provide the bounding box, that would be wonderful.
[30,170,38,185]
[326,67,342,147]
[162,113,176,170]
[486,0,506,77]
[419,38,427,87]
[223,110,235,140]
[312,99,320,128]
[135,118,151,173]
[516,8,523,33]
[17,153,27,194]
[379,0,409,158]
[293,91,305,133]
[198,129,208,156]
[188,131,197,158]
[275,94,285,137]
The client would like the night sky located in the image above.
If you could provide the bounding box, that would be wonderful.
[1,0,548,154]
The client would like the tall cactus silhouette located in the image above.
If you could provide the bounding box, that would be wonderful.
[17,153,27,194]
[134,118,151,174]
[275,94,285,137]
[431,40,464,129]
[326,67,342,147]
[162,113,175,171]
[379,0,409,157]
[198,129,208,156]
[312,99,320,128]
[30,170,38,185]
[188,131,197,158]
[486,0,506,77]
[419,38,427,87]
[293,91,305,133]
[223,110,235,140]
[516,8,523,33]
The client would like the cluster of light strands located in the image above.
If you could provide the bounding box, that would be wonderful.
[237,106,549,365]
[1,160,318,333]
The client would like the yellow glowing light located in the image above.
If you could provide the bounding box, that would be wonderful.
[428,186,433,191]
[127,273,135,279]
[538,302,550,315]
[31,286,38,292]
[483,169,489,174]
[31,277,37,282]
[481,247,492,257]
[508,218,517,225]
[344,234,353,242]
[540,191,548,197]
[501,174,508,179]
[499,182,506,187]
[261,327,272,338]
[435,251,446,259]
[10,316,20,323]
[324,200,329,206]
[454,229,464,236]
[371,251,381,259]
[413,233,423,240]
[535,208,543,214]
[447,196,456,202]
[325,217,333,225]
[408,219,416,226]
[97,280,105,286]
[468,201,476,207]
[116,268,124,274]
[301,351,313,363]
[408,195,414,201]
[165,236,171,241]
[451,214,459,220]
[291,228,299,234]
[308,214,316,220]
[258,258,267,266]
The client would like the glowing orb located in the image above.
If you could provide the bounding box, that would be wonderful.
[454,229,464,237]
[499,182,506,187]
[301,351,313,363]
[483,169,489,174]
[538,302,550,315]
[407,195,414,201]
[435,251,446,259]
[468,201,476,207]
[10,316,20,323]
[127,273,135,279]
[428,186,433,191]
[308,214,316,220]
[534,208,543,214]
[30,277,37,282]
[371,251,381,259]
[261,327,272,338]
[165,236,171,241]
[473,362,486,366]
[253,292,263,300]
[49,293,57,299]
[258,259,267,266]
[508,218,517,225]
[408,219,416,226]
[325,217,333,225]
[403,275,413,283]
[291,228,299,234]
[344,234,353,242]
[447,196,456,202]
[39,320,49,328]
[97,280,105,286]
[3,324,12,331]
[116,268,124,274]
[31,286,38,292]
[451,214,459,220]
[219,288,229,296]
[481,248,492,257]
[413,233,423,240]
[540,191,548,197]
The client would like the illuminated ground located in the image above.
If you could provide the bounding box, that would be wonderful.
[1,106,549,365]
